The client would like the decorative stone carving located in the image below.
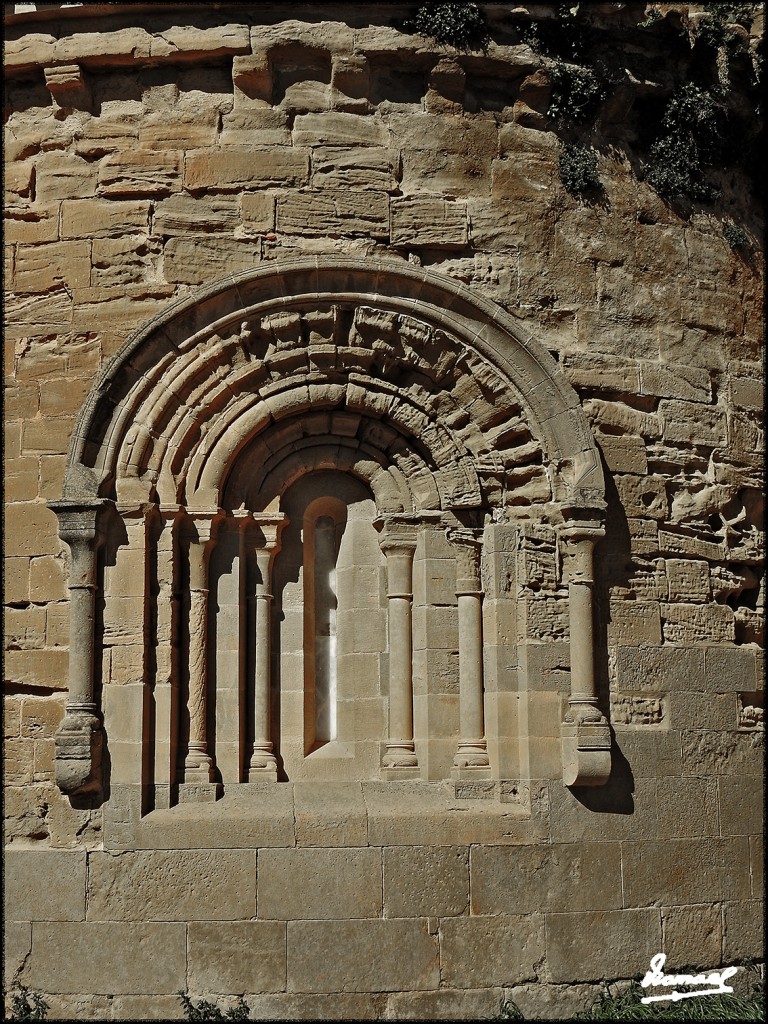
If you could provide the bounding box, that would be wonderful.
[448,529,490,774]
[49,498,110,796]
[376,516,419,774]
[558,520,611,787]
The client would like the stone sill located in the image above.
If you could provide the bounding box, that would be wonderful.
[104,780,546,851]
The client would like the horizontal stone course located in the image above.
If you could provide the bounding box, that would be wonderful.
[440,915,544,987]
[257,847,382,920]
[188,921,287,993]
[621,836,751,908]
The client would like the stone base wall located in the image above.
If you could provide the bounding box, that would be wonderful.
[3,2,764,1019]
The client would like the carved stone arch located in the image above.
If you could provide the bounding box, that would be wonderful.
[51,256,610,803]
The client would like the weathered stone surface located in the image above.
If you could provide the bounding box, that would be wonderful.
[86,850,256,920]
[546,909,661,983]
[440,916,544,987]
[29,923,186,994]
[655,777,719,838]
[662,903,721,970]
[188,921,286,994]
[276,190,390,237]
[723,900,764,961]
[184,147,310,190]
[60,199,151,239]
[661,603,735,644]
[718,775,764,836]
[293,112,389,147]
[391,196,468,249]
[4,849,86,922]
[258,848,381,920]
[471,844,623,915]
[311,147,400,191]
[293,781,367,847]
[98,150,181,196]
[287,920,439,992]
[34,152,98,202]
[383,846,468,918]
[386,988,504,1021]
[622,837,751,907]
[163,236,261,284]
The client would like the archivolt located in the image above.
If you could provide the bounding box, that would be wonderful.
[63,257,605,516]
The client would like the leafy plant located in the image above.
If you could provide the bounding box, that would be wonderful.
[179,993,251,1021]
[559,142,601,196]
[6,985,49,1021]
[572,977,766,1020]
[645,84,726,201]
[548,59,606,124]
[723,219,751,249]
[403,2,489,51]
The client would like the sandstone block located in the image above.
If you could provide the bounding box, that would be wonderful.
[60,199,150,239]
[150,22,250,59]
[14,239,92,294]
[4,557,30,604]
[614,473,668,520]
[655,777,719,838]
[185,147,310,190]
[661,603,735,644]
[287,919,439,992]
[750,836,763,898]
[471,843,623,915]
[258,848,381,920]
[546,909,661,983]
[188,921,286,994]
[667,690,737,731]
[391,196,468,249]
[681,730,763,777]
[383,846,468,918]
[659,399,728,447]
[665,559,711,602]
[139,109,219,149]
[640,360,712,402]
[615,645,706,693]
[606,601,662,646]
[597,433,649,474]
[5,289,73,338]
[311,146,400,191]
[622,837,751,908]
[163,236,261,284]
[703,645,759,691]
[583,398,660,439]
[87,850,256,920]
[293,781,368,847]
[4,849,86,922]
[29,922,186,994]
[723,901,764,961]
[232,51,272,101]
[241,192,276,232]
[616,730,683,779]
[276,190,390,238]
[729,375,763,411]
[3,921,31,982]
[91,234,162,290]
[718,775,764,836]
[386,989,503,1021]
[662,904,721,970]
[440,915,544,987]
[4,649,69,691]
[221,107,291,146]
[293,112,389,148]
[34,152,98,204]
[548,777,658,843]
[504,982,601,1022]
[98,150,181,196]
[244,993,387,1020]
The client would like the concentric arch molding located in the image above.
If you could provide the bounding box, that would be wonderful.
[60,256,605,517]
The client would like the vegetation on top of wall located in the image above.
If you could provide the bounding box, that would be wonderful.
[645,83,726,201]
[403,1,489,50]
[722,217,751,249]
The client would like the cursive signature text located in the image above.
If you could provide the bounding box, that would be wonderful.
[640,953,740,1004]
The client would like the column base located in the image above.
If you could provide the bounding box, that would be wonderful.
[451,764,492,781]
[380,766,422,781]
[247,767,279,783]
[177,782,222,803]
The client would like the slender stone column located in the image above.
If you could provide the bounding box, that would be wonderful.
[448,529,490,772]
[181,510,221,787]
[377,519,419,772]
[560,524,611,787]
[247,514,287,782]
[49,498,110,796]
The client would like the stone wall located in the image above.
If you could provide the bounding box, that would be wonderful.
[3,3,764,1020]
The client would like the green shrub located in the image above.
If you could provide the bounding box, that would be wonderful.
[559,143,601,196]
[403,2,489,51]
[179,993,251,1021]
[548,60,606,124]
[573,977,765,1020]
[6,985,49,1021]
[645,84,726,201]
[723,219,751,249]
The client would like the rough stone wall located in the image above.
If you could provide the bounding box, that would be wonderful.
[3,3,764,1020]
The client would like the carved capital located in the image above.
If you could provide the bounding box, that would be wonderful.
[50,498,110,581]
[55,705,102,796]
[447,528,483,593]
[374,515,419,554]
[562,704,611,787]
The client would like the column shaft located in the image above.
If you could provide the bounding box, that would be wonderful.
[450,530,489,770]
[379,528,418,770]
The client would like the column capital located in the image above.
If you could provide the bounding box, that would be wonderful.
[373,515,418,553]
[250,512,288,552]
[447,528,483,594]
[49,498,111,549]
[181,508,224,545]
